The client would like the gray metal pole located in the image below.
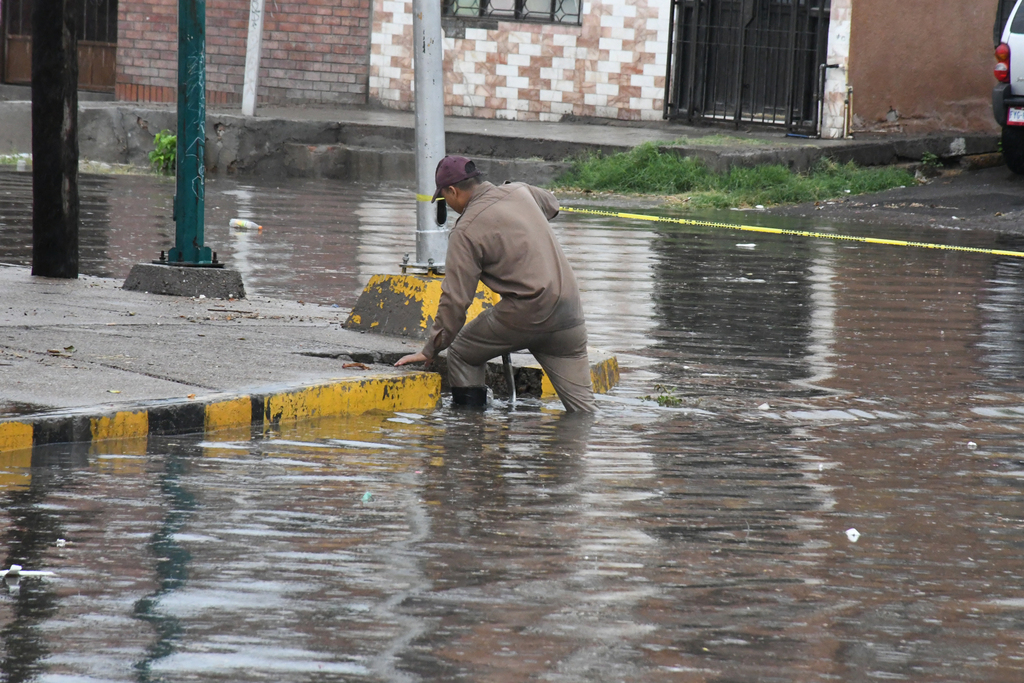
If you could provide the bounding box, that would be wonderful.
[412,0,447,271]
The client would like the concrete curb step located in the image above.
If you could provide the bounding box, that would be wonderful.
[1,103,611,178]
[0,370,442,454]
[305,348,620,397]
[485,350,620,399]
[281,133,1002,181]
[0,266,621,454]
[0,350,619,453]
[660,133,1000,174]
[0,101,1000,179]
[282,142,572,185]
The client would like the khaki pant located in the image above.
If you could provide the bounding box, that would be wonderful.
[447,310,597,413]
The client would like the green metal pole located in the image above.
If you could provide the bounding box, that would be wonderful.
[170,0,213,265]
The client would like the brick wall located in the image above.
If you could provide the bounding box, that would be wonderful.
[369,0,671,122]
[117,1,178,102]
[116,0,372,105]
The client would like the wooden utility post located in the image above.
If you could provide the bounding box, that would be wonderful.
[31,0,80,279]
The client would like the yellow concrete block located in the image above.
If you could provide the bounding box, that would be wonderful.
[0,422,33,453]
[465,283,499,325]
[344,273,499,338]
[264,372,442,425]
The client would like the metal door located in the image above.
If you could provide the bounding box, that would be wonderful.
[664,0,830,134]
[2,0,118,92]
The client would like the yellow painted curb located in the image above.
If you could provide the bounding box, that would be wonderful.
[263,373,442,426]
[91,410,149,441]
[206,397,252,432]
[0,371,442,455]
[0,422,32,452]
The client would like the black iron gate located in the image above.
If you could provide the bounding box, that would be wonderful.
[664,0,831,134]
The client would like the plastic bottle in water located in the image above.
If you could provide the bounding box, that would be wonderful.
[229,218,262,231]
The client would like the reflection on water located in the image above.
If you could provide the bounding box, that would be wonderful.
[0,168,414,306]
[3,170,1024,679]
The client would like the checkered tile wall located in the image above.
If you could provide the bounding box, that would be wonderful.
[370,0,670,121]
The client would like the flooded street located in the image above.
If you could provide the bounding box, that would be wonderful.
[3,168,1024,680]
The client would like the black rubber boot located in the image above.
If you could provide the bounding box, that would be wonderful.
[451,386,488,408]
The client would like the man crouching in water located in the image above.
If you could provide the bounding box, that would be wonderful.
[395,155,596,413]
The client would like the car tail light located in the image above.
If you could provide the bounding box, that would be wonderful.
[996,43,1011,83]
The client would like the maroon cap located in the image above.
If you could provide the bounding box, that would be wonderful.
[431,155,480,202]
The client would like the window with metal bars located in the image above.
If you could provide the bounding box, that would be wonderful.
[442,0,582,26]
[3,0,118,91]
[3,0,118,42]
[664,0,830,133]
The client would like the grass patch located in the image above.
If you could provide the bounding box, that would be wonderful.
[1,154,157,176]
[669,134,781,147]
[80,160,157,176]
[552,142,916,208]
[0,153,30,165]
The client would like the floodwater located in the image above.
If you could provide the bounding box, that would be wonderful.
[3,167,1024,681]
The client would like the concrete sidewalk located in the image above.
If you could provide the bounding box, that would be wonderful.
[0,263,429,448]
[0,99,1003,182]
[0,265,618,452]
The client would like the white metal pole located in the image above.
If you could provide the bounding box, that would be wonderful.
[412,0,447,269]
[242,0,266,117]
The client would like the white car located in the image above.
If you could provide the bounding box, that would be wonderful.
[995,0,1024,173]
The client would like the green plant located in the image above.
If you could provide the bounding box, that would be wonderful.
[642,383,683,407]
[149,129,177,175]
[920,151,940,168]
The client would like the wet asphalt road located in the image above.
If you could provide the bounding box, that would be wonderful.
[771,164,1024,236]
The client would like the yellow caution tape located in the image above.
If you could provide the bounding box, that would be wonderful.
[416,193,434,202]
[560,206,1024,259]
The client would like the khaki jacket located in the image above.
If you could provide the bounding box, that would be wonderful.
[422,181,585,358]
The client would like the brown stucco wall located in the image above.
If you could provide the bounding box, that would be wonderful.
[848,0,1000,134]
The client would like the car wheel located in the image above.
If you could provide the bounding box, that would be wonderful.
[1003,126,1024,175]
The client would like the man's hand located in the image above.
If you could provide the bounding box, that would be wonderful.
[395,352,431,367]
